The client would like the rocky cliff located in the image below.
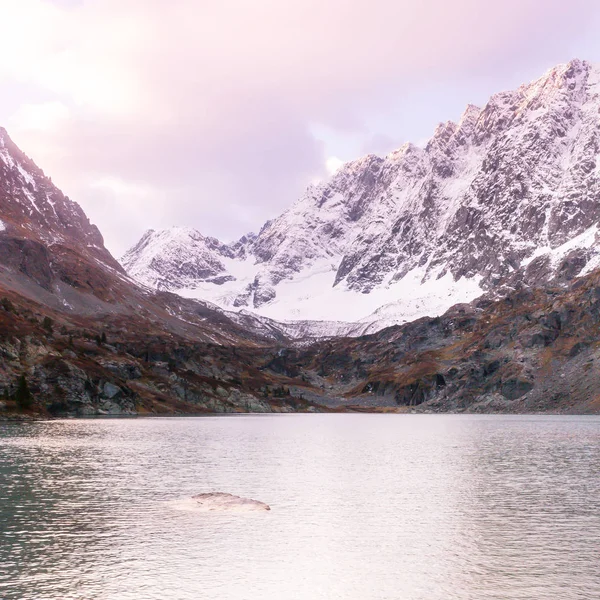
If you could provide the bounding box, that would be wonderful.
[266,270,600,414]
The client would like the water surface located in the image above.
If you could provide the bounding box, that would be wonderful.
[1,415,599,599]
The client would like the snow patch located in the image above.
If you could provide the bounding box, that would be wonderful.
[180,258,484,335]
[521,225,599,269]
[0,147,15,168]
[16,163,36,189]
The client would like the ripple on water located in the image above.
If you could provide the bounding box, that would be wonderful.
[1,414,600,600]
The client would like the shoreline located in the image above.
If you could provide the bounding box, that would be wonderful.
[3,410,599,422]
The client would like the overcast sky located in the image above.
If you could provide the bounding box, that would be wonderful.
[1,0,600,256]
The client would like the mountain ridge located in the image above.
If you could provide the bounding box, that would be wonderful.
[121,58,600,332]
[0,127,121,274]
[3,67,600,417]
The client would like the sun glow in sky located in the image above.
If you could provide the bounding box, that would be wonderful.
[1,0,600,255]
[326,157,344,175]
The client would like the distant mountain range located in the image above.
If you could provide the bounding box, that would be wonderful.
[2,59,600,417]
[122,59,600,332]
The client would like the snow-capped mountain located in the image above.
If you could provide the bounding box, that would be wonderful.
[122,59,600,329]
[121,227,243,290]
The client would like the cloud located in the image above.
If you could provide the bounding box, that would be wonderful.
[0,0,599,255]
[326,157,345,175]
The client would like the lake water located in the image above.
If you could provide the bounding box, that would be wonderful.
[1,415,599,600]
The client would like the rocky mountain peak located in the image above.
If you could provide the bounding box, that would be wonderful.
[120,226,240,290]
[122,59,600,333]
[0,126,119,272]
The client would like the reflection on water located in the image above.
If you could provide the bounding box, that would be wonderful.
[1,415,599,600]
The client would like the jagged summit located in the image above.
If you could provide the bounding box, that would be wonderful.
[121,227,239,290]
[122,59,600,330]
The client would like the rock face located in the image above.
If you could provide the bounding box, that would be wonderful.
[122,59,600,330]
[189,493,270,512]
[0,290,325,417]
[269,269,600,415]
[0,126,137,309]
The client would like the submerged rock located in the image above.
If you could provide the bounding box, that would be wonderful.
[167,492,271,513]
[191,492,270,512]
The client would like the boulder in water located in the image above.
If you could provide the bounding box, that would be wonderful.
[189,492,271,512]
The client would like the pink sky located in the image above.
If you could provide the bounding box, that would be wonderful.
[0,0,598,254]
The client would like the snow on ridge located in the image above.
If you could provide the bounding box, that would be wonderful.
[0,125,116,271]
[122,58,600,336]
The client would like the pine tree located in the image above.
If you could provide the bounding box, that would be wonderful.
[15,375,33,410]
[42,316,54,334]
